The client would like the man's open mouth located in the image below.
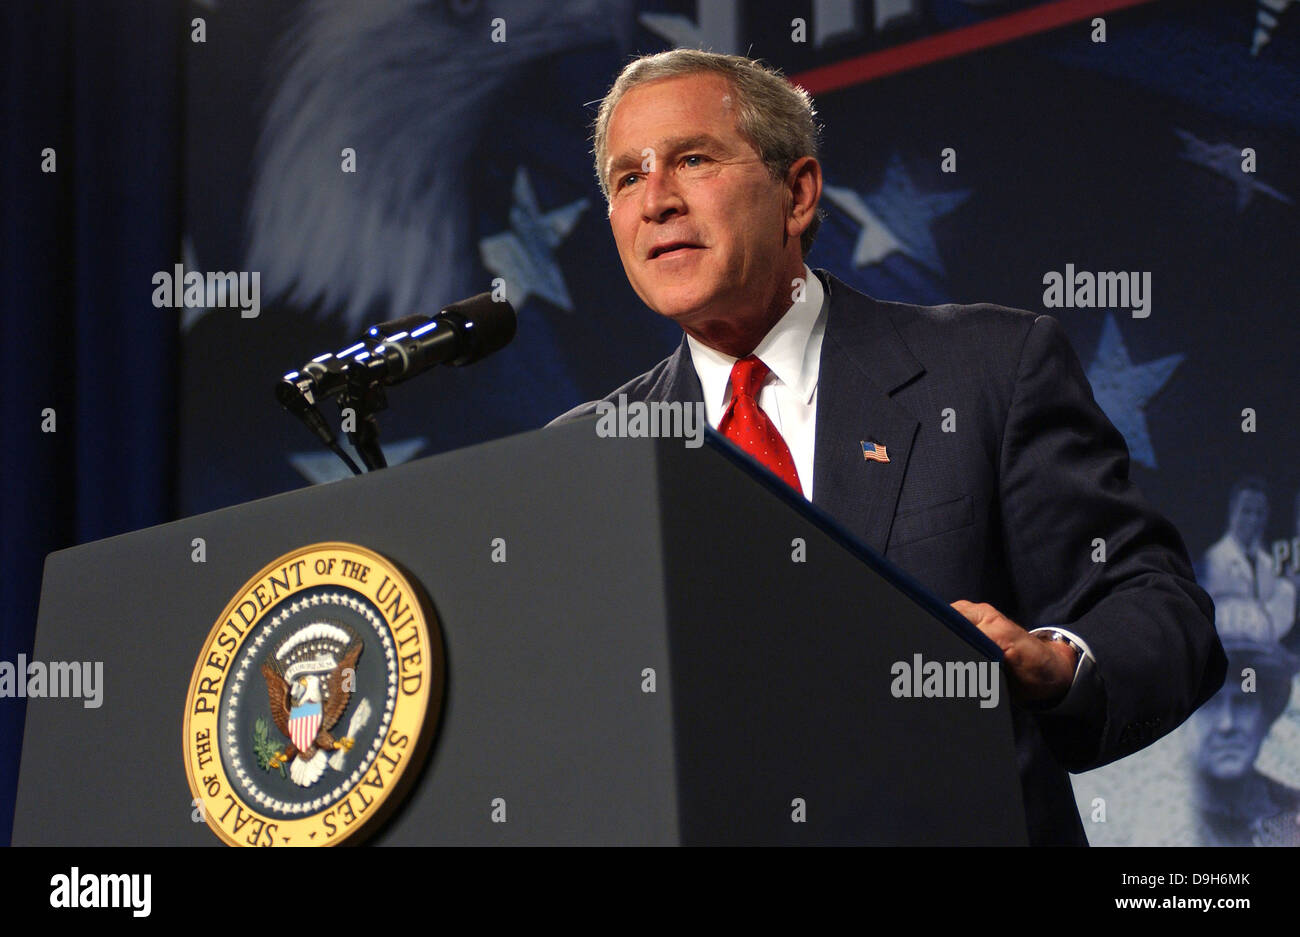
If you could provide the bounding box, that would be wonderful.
[649,243,701,259]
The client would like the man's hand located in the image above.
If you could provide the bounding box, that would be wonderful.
[949,600,1077,707]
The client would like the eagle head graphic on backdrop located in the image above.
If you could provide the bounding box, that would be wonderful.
[244,0,636,330]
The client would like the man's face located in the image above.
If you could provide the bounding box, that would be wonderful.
[603,73,795,328]
[1192,684,1268,779]
[1229,490,1268,548]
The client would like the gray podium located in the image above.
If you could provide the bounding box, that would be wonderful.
[13,420,1027,845]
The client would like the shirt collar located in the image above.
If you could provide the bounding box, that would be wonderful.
[686,264,826,415]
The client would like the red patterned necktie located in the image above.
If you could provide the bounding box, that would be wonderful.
[718,355,802,494]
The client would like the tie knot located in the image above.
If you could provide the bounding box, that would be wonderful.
[728,355,770,400]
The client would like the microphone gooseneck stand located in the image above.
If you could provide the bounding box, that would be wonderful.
[339,356,389,472]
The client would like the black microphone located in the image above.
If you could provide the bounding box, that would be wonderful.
[278,293,516,406]
[351,293,517,385]
[275,293,516,474]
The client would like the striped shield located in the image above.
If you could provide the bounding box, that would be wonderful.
[288,701,322,751]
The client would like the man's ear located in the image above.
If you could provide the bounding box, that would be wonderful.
[785,156,822,242]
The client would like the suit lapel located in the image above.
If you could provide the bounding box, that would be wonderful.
[812,270,923,554]
[655,335,704,406]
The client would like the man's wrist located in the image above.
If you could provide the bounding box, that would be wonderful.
[1035,629,1084,679]
[1028,626,1097,716]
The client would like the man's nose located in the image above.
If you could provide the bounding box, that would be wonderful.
[1216,699,1239,731]
[640,167,684,222]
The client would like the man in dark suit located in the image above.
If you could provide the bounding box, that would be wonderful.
[551,49,1225,844]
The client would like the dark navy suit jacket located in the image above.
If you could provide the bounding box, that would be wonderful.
[552,268,1225,845]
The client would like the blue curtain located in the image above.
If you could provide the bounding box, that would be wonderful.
[0,0,182,844]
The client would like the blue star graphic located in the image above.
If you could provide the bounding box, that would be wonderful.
[1174,128,1293,213]
[823,154,970,277]
[479,167,587,312]
[1085,314,1183,470]
[1252,0,1294,56]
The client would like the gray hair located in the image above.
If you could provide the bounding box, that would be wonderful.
[592,49,823,256]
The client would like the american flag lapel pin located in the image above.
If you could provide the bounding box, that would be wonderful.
[861,439,889,463]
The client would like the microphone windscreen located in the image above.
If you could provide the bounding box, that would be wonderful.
[443,293,517,364]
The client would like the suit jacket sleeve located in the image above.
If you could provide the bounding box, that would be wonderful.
[996,313,1225,771]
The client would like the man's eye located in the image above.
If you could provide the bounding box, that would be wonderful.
[682,154,708,167]
[617,173,640,190]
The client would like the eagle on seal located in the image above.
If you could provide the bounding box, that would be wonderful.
[261,620,364,787]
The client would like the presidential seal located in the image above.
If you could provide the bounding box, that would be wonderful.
[183,543,444,846]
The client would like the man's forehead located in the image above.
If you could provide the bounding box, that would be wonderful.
[608,74,738,140]
[609,132,726,161]
[1234,490,1267,508]
[605,78,749,176]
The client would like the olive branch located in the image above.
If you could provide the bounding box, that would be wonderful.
[253,717,287,778]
